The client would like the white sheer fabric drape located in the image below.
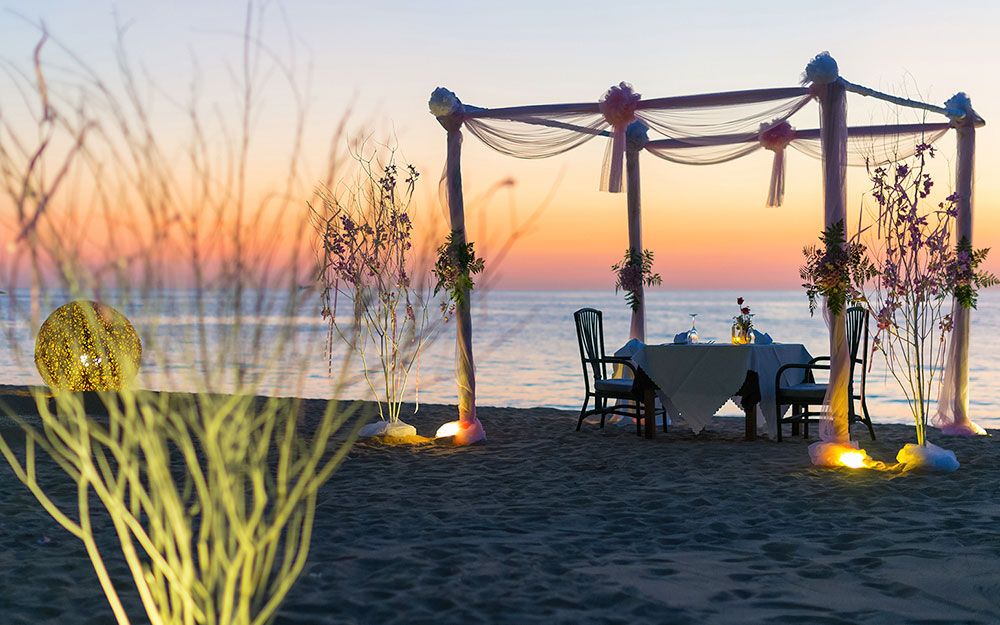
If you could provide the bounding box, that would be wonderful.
[789,126,950,166]
[934,96,986,435]
[463,110,608,159]
[816,79,852,446]
[935,304,976,433]
[625,122,648,342]
[804,57,869,466]
[459,88,814,193]
[457,86,951,211]
[644,123,950,208]
[635,92,811,145]
[435,105,486,444]
[445,126,477,424]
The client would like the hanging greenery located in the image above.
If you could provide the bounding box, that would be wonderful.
[432,230,485,319]
[612,247,661,312]
[799,220,877,316]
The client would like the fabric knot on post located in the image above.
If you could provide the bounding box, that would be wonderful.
[429,87,465,131]
[759,120,796,207]
[625,121,649,152]
[599,82,641,193]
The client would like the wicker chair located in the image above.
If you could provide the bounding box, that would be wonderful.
[574,308,665,435]
[774,305,876,442]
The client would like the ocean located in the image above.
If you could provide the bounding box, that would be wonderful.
[4,288,999,429]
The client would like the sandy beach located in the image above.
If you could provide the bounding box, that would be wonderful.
[1,393,999,625]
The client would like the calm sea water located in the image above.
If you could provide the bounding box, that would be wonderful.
[4,289,1000,428]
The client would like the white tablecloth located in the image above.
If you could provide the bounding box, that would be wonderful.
[619,342,812,438]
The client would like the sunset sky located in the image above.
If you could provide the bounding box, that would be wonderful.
[3,0,999,289]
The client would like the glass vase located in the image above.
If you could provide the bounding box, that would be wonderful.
[731,323,752,345]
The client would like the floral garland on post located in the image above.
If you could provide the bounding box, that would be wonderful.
[799,219,877,316]
[611,248,662,312]
[432,230,485,319]
[949,236,998,309]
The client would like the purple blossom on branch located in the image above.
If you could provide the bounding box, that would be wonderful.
[863,144,997,445]
[309,149,429,424]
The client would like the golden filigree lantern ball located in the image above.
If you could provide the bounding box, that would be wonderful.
[34,300,142,392]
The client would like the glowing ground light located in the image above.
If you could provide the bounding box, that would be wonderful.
[839,451,868,469]
[435,421,462,438]
[434,418,486,444]
[34,300,142,392]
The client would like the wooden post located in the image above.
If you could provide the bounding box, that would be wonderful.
[439,116,478,428]
[816,67,851,444]
[936,94,984,435]
[951,111,974,428]
[431,87,486,444]
[625,121,649,343]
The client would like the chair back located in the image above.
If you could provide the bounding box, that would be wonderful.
[845,305,869,372]
[845,305,870,410]
[574,308,608,383]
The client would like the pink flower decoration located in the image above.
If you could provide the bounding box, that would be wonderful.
[619,264,643,292]
[759,120,796,152]
[599,82,641,127]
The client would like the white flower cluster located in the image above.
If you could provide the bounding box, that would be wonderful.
[945,92,971,116]
[428,87,461,117]
[803,52,838,85]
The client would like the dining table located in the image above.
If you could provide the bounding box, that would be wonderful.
[617,341,813,440]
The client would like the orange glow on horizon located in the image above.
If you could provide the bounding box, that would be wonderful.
[1,3,999,294]
[5,95,998,293]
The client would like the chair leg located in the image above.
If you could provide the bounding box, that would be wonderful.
[775,402,782,442]
[802,410,809,439]
[776,403,785,442]
[862,398,876,441]
[847,403,857,442]
[577,397,589,431]
[791,405,800,437]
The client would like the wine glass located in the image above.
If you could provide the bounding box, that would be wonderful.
[687,313,699,344]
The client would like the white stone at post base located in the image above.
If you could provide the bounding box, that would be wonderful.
[359,420,417,438]
[896,442,960,472]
